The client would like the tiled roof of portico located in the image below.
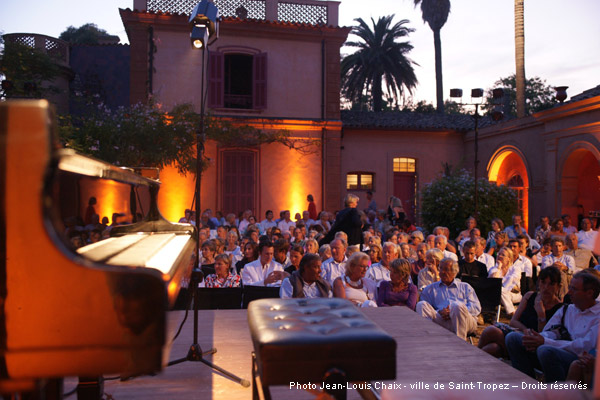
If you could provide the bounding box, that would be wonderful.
[341,110,496,132]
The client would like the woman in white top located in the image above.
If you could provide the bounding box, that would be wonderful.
[333,252,377,307]
[488,247,522,315]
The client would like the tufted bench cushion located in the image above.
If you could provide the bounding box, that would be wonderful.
[248,298,396,386]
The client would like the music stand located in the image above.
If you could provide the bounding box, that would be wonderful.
[168,269,250,387]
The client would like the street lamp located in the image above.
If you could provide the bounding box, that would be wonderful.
[450,87,504,218]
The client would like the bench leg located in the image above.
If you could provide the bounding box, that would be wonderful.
[323,368,347,400]
[251,352,272,400]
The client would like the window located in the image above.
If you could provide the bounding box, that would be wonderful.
[508,174,525,218]
[346,172,374,190]
[208,52,267,110]
[393,157,416,172]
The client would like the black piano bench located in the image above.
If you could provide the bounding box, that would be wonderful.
[247,298,396,400]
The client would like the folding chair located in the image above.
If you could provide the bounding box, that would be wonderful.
[461,276,503,323]
[196,287,243,309]
[242,286,281,309]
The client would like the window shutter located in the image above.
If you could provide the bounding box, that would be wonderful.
[253,52,267,109]
[208,51,224,109]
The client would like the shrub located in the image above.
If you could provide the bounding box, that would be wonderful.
[420,168,518,238]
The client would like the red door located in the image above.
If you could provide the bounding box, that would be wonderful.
[393,172,416,223]
[221,150,256,215]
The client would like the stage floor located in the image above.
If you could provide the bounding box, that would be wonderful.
[86,306,550,399]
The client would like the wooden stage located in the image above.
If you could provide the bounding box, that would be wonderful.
[79,306,575,399]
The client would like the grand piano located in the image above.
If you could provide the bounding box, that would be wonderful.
[0,100,195,396]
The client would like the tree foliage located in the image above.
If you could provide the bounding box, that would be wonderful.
[0,40,61,99]
[484,74,557,117]
[341,15,418,112]
[59,23,117,45]
[59,102,319,175]
[420,167,518,237]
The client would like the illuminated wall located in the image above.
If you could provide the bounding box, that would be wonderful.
[561,148,600,222]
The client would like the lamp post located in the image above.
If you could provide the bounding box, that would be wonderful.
[168,1,249,387]
[450,88,504,218]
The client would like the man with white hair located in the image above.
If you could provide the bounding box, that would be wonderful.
[434,235,458,262]
[366,242,399,283]
[417,258,481,340]
[321,238,348,286]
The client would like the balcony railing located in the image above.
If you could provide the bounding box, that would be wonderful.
[135,0,338,26]
[3,33,69,66]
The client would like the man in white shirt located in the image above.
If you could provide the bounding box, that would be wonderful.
[577,218,598,252]
[321,238,348,286]
[242,241,288,286]
[277,210,296,234]
[475,237,495,271]
[366,242,398,283]
[434,235,458,262]
[260,210,278,233]
[506,270,600,382]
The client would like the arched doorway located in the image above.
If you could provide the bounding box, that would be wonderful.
[488,147,530,230]
[560,145,600,228]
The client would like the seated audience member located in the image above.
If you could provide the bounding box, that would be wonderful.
[566,233,598,272]
[377,258,418,309]
[504,214,529,239]
[549,218,567,239]
[578,218,598,251]
[475,237,495,272]
[242,241,288,286]
[260,210,277,233]
[534,216,551,244]
[486,217,505,249]
[478,266,562,357]
[366,242,399,283]
[542,237,576,300]
[304,238,319,255]
[426,234,436,249]
[273,239,291,267]
[434,235,458,261]
[277,210,296,235]
[315,211,331,233]
[284,244,304,274]
[321,238,348,285]
[534,237,552,266]
[224,230,242,261]
[318,244,331,262]
[506,270,600,382]
[410,243,429,285]
[416,258,481,340]
[418,248,444,291]
[333,252,377,307]
[368,243,382,265]
[204,254,241,288]
[487,231,508,257]
[280,253,332,299]
[400,242,414,260]
[236,240,258,274]
[488,247,521,315]
[566,351,596,387]
[458,240,488,279]
[562,214,577,235]
[200,240,217,277]
[410,230,424,248]
[456,216,477,243]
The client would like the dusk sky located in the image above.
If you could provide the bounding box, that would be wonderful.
[1,0,599,105]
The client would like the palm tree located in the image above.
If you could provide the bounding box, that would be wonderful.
[341,16,418,112]
[514,0,526,117]
[413,0,451,113]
